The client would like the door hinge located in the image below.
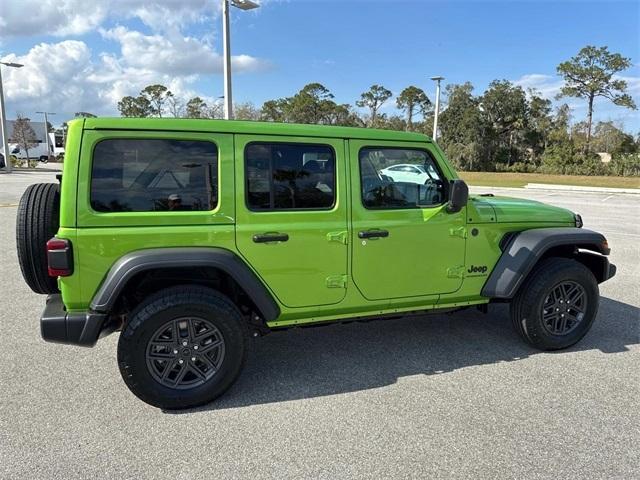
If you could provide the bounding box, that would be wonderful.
[446,266,465,279]
[326,231,348,244]
[449,226,467,239]
[325,274,347,288]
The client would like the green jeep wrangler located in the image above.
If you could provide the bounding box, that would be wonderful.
[16,118,616,409]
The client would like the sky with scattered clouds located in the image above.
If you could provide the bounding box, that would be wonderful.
[1,0,638,131]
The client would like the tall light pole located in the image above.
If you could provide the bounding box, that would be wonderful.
[36,111,56,161]
[222,0,260,120]
[430,75,444,141]
[0,61,24,173]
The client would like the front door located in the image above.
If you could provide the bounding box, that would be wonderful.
[235,135,348,308]
[349,140,466,300]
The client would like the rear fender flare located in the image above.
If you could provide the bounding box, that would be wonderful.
[90,247,280,321]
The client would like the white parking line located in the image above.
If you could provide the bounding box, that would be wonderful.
[602,194,616,202]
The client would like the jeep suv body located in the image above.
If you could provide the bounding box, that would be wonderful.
[16,118,616,408]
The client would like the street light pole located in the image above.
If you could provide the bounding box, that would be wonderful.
[222,0,259,120]
[0,61,24,173]
[222,0,233,120]
[36,111,56,161]
[430,76,444,141]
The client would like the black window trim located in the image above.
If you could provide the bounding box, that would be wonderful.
[244,140,338,213]
[88,137,220,214]
[358,145,449,211]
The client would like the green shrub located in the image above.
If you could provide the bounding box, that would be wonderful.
[608,153,640,176]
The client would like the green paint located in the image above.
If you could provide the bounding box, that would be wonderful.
[56,118,577,325]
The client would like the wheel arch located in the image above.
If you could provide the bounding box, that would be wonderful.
[482,227,614,299]
[90,247,281,323]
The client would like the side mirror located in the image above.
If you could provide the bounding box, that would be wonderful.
[447,179,469,213]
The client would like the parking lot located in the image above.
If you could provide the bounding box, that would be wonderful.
[0,169,638,479]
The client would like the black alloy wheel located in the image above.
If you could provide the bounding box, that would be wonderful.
[541,281,588,336]
[146,317,226,390]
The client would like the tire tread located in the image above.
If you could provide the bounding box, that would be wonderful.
[117,285,247,409]
[16,183,60,294]
[510,257,599,350]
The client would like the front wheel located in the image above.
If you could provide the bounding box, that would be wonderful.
[118,286,247,409]
[510,257,599,350]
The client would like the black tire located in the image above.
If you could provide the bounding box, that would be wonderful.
[16,183,60,294]
[118,286,247,409]
[510,257,599,351]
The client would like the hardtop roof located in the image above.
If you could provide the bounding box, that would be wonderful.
[82,117,432,143]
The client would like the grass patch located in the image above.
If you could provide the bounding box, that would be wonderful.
[459,172,640,189]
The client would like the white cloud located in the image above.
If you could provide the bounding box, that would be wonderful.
[1,41,99,113]
[0,0,107,36]
[1,34,268,119]
[101,26,269,76]
[512,72,640,129]
[514,72,640,101]
[0,0,273,120]
[0,0,219,37]
[0,0,281,38]
[513,73,564,99]
[614,75,640,94]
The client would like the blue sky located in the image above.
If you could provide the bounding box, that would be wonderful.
[1,0,639,131]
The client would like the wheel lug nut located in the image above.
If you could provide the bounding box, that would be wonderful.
[182,341,188,346]
[191,357,196,362]
[173,349,178,355]
[193,345,198,350]
[178,359,184,364]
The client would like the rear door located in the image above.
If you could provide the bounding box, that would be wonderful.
[349,140,466,300]
[234,135,348,308]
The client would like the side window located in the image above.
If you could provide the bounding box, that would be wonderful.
[246,143,335,210]
[360,147,445,209]
[91,139,218,212]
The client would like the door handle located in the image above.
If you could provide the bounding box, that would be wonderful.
[358,229,389,239]
[253,233,289,243]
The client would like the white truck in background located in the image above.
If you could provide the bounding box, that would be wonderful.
[9,132,64,163]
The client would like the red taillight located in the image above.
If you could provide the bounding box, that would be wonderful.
[46,237,73,277]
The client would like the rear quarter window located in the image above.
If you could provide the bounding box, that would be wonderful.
[90,139,218,212]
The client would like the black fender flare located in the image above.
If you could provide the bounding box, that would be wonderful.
[90,247,280,321]
[481,227,610,299]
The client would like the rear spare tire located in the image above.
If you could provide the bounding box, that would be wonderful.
[16,183,60,294]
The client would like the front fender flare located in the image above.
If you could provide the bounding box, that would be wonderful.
[481,227,609,299]
[90,247,280,321]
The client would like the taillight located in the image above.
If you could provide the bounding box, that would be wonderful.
[46,237,73,277]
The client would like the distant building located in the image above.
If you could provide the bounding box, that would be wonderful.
[596,152,612,163]
[0,120,49,144]
[0,120,65,160]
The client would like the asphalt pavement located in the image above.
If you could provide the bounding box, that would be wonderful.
[0,170,638,479]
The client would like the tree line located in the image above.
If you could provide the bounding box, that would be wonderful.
[116,45,638,176]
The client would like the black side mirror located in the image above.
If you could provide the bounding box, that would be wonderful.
[447,179,469,213]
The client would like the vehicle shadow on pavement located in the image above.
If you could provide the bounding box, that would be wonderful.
[165,297,638,414]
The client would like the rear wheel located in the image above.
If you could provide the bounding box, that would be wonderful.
[16,183,60,294]
[118,286,247,409]
[510,257,599,350]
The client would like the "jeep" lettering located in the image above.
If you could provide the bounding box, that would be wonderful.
[467,265,488,274]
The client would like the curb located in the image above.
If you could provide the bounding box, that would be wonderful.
[524,183,640,194]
